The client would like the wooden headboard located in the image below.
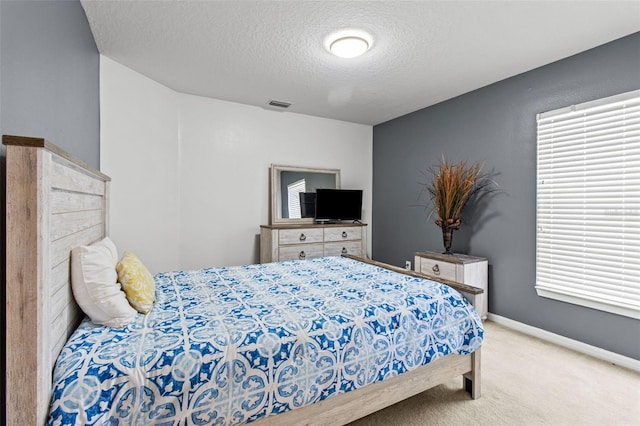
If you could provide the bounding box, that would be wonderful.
[4,135,111,425]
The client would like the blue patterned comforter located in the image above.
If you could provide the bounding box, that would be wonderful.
[48,256,483,425]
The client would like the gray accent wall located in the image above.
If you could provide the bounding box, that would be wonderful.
[0,0,100,166]
[373,33,640,360]
[0,1,100,422]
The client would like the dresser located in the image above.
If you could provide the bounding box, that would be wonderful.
[260,223,367,263]
[414,251,488,319]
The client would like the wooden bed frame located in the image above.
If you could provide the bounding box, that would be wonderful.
[4,135,482,426]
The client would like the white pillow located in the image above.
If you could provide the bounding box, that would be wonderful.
[71,237,137,327]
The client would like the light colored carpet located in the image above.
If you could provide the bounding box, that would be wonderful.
[349,321,640,426]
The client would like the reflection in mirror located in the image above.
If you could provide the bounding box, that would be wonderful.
[280,171,337,219]
[271,165,340,224]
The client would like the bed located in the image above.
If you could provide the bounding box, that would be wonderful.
[4,135,484,425]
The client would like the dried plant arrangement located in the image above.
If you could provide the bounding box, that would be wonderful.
[425,155,495,254]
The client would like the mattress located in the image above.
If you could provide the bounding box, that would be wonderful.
[48,256,483,425]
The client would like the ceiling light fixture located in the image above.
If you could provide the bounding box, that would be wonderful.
[329,34,371,59]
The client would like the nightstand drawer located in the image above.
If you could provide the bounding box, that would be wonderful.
[419,257,457,281]
[279,228,323,245]
[279,244,324,261]
[414,251,488,320]
[324,226,362,242]
[324,241,362,257]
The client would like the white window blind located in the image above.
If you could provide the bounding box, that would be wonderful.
[536,90,640,320]
[287,179,306,219]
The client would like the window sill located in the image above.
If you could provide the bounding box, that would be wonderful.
[535,286,640,320]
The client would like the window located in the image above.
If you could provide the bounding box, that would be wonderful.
[287,179,306,219]
[536,90,640,320]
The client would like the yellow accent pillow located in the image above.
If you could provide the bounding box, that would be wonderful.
[116,251,155,314]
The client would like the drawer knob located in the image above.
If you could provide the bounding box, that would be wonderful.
[342,231,348,238]
[299,251,306,260]
[341,247,348,254]
[299,233,306,241]
[432,264,440,275]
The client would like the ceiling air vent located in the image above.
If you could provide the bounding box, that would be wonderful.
[267,100,292,109]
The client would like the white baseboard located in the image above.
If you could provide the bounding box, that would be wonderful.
[487,313,640,373]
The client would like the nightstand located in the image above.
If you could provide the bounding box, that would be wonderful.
[414,251,488,319]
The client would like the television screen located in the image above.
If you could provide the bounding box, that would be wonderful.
[315,189,363,222]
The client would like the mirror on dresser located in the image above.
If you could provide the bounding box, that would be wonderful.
[270,164,341,225]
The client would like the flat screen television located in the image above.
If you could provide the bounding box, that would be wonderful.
[314,188,363,223]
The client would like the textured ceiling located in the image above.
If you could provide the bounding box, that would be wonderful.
[81,1,640,125]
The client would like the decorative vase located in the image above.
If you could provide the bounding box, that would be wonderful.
[441,226,454,255]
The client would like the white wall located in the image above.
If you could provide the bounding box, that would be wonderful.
[100,56,181,273]
[101,57,372,272]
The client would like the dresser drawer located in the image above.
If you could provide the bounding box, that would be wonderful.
[324,241,362,257]
[419,257,457,281]
[260,223,367,264]
[279,244,324,261]
[279,228,324,245]
[324,226,362,242]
